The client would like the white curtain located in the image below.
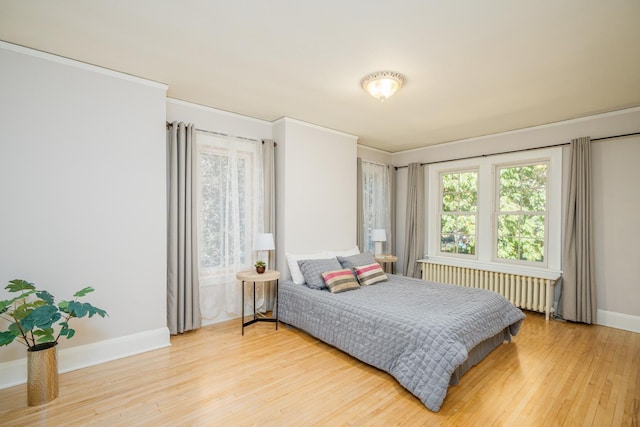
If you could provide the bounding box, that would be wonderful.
[196,132,263,319]
[167,122,202,334]
[361,160,392,254]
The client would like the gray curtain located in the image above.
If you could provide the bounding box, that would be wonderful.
[388,165,397,255]
[262,139,277,310]
[167,122,202,334]
[403,163,425,278]
[559,137,596,323]
[356,158,365,251]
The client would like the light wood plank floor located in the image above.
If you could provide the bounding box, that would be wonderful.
[1,312,638,426]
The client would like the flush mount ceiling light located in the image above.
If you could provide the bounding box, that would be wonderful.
[361,71,405,101]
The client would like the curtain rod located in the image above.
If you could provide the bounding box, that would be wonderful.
[166,121,276,145]
[394,131,640,169]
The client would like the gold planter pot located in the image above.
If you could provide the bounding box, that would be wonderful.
[27,343,59,406]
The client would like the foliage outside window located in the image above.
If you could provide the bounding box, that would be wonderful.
[439,171,477,255]
[496,163,547,263]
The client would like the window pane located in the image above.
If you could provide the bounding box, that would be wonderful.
[520,238,544,262]
[442,193,457,212]
[442,173,458,193]
[457,215,476,254]
[459,172,476,192]
[457,233,475,255]
[497,162,547,264]
[521,215,545,239]
[497,215,520,238]
[441,233,456,253]
[521,164,547,188]
[441,214,457,233]
[521,188,546,211]
[459,191,477,212]
[458,215,476,235]
[499,190,521,211]
[497,237,519,260]
[499,168,520,190]
[440,214,476,255]
[439,170,478,257]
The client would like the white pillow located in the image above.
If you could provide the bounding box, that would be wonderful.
[286,251,333,285]
[326,245,360,258]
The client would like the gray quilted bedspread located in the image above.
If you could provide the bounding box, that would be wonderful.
[278,274,525,412]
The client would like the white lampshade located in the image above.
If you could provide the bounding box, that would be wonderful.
[371,229,387,242]
[253,233,275,251]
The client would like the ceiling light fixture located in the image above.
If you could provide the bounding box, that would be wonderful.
[361,71,405,102]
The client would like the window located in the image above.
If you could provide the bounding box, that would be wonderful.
[361,161,391,253]
[439,170,478,256]
[197,133,262,280]
[496,163,547,263]
[427,147,562,272]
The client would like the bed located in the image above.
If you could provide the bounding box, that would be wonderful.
[278,271,525,412]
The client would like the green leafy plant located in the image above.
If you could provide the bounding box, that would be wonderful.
[0,279,108,351]
[254,260,266,268]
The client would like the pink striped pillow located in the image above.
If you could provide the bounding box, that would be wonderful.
[322,269,360,293]
[354,263,388,286]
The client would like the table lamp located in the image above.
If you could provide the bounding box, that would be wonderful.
[371,229,387,256]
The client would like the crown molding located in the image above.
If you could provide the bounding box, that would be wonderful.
[0,40,168,91]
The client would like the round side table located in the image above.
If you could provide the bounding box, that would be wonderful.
[236,269,280,335]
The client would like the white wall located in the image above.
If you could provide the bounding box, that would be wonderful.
[0,43,169,387]
[167,98,273,141]
[392,107,640,331]
[274,118,358,278]
[357,145,392,164]
[592,134,640,327]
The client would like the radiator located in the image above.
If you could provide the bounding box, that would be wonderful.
[421,261,557,320]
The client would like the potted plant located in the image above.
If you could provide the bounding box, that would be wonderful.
[0,279,108,405]
[254,260,266,274]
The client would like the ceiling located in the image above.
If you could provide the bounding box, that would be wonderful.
[1,1,639,153]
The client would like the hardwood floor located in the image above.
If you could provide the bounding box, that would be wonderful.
[1,312,638,426]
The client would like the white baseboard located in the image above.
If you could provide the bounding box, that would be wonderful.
[0,327,170,389]
[597,309,640,333]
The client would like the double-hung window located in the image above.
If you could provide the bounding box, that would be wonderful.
[496,163,548,264]
[428,147,561,272]
[439,170,478,256]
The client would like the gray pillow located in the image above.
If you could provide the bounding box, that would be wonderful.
[298,258,342,290]
[337,252,376,270]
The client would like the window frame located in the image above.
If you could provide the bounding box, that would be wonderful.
[436,167,479,259]
[196,134,260,281]
[427,147,562,274]
[493,160,550,267]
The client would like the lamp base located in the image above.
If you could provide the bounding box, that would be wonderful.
[374,241,383,256]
